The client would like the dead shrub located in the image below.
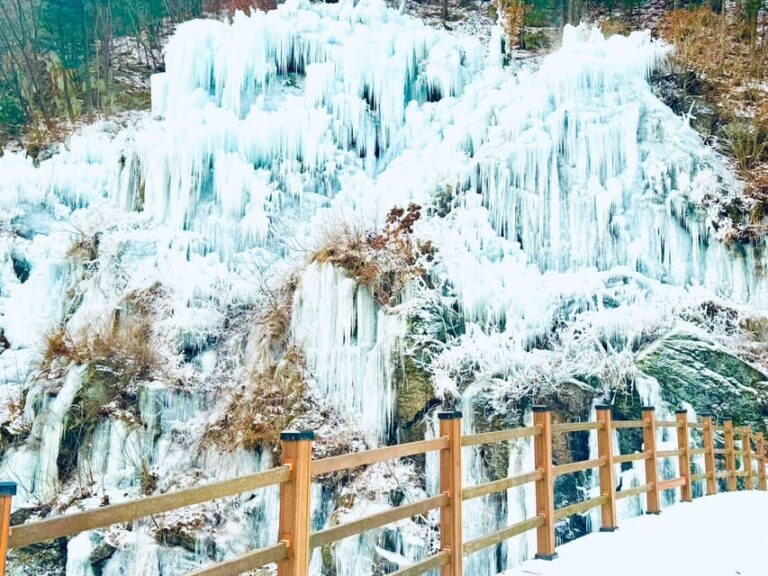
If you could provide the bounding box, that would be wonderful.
[313,204,434,307]
[42,284,165,385]
[203,345,309,452]
[661,7,768,239]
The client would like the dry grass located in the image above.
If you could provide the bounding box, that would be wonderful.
[313,204,433,307]
[43,316,160,383]
[661,7,768,239]
[42,282,167,385]
[203,345,309,452]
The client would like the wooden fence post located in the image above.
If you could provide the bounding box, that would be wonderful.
[675,410,692,502]
[724,420,737,492]
[533,406,557,560]
[278,431,314,576]
[595,405,617,531]
[743,427,753,491]
[0,481,16,576]
[701,415,717,496]
[757,433,767,491]
[642,407,661,514]
[438,411,463,576]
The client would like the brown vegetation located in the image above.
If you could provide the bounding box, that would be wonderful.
[313,204,434,307]
[204,345,309,451]
[496,0,527,49]
[661,7,768,240]
[43,315,160,384]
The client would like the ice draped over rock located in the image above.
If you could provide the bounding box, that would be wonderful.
[1,0,767,574]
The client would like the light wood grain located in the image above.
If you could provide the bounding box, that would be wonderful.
[461,426,540,447]
[439,414,463,576]
[534,409,556,558]
[612,420,647,429]
[614,451,649,464]
[643,409,661,514]
[463,471,543,502]
[9,466,290,549]
[310,495,448,549]
[552,421,604,433]
[312,437,449,476]
[188,543,287,576]
[615,484,652,500]
[463,516,545,556]
[390,551,450,576]
[554,495,608,521]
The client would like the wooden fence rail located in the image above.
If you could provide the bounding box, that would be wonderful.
[1,406,767,576]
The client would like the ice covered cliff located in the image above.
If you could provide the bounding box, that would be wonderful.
[1,0,767,574]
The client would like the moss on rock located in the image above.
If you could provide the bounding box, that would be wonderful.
[394,356,436,444]
[637,329,768,429]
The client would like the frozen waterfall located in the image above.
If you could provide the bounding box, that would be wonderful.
[1,0,766,574]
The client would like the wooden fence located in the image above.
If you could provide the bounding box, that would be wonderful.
[1,406,767,576]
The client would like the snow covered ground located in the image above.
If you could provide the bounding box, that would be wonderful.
[505,491,768,576]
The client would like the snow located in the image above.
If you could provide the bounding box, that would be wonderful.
[505,491,768,576]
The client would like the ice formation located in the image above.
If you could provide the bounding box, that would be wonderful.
[1,0,766,574]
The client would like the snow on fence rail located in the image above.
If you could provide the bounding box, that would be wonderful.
[1,406,767,576]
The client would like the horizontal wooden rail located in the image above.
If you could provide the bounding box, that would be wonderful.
[463,470,543,501]
[310,494,448,549]
[612,420,647,429]
[312,437,448,476]
[552,421,604,433]
[391,551,450,576]
[657,449,683,458]
[658,477,687,491]
[553,458,604,477]
[3,406,767,576]
[656,420,681,428]
[691,472,712,482]
[554,495,608,521]
[461,425,540,447]
[463,516,545,556]
[188,543,288,576]
[614,451,649,464]
[615,484,652,500]
[9,466,290,549]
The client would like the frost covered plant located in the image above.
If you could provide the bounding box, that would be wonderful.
[313,204,434,306]
[42,283,170,387]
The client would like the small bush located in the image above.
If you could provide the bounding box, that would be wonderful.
[203,345,309,451]
[313,204,434,307]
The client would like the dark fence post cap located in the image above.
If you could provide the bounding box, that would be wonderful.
[675,409,688,415]
[438,411,463,420]
[641,406,656,412]
[532,405,549,413]
[0,481,17,496]
[699,412,712,417]
[280,430,315,441]
[595,404,612,411]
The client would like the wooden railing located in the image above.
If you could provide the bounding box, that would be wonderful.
[1,406,767,576]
